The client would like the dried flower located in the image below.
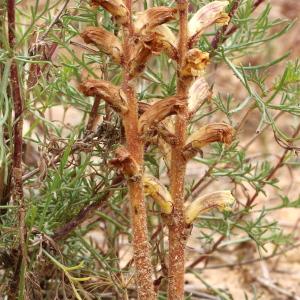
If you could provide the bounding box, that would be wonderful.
[110,146,140,178]
[188,1,229,46]
[130,29,177,77]
[90,0,129,24]
[81,26,123,63]
[185,190,235,224]
[153,25,178,59]
[138,102,177,145]
[129,33,162,76]
[181,49,209,77]
[188,77,211,116]
[140,125,177,147]
[129,7,178,77]
[138,97,184,137]
[183,123,234,160]
[215,12,230,25]
[143,175,173,214]
[135,7,177,33]
[80,79,128,114]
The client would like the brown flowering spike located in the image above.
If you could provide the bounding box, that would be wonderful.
[183,123,234,160]
[81,26,123,63]
[188,77,211,116]
[135,7,177,33]
[90,0,129,24]
[80,79,128,114]
[138,97,184,137]
[188,1,229,47]
[110,146,140,178]
[181,49,209,77]
[185,190,235,224]
[143,175,173,214]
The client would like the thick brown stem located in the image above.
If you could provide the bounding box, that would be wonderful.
[7,0,27,296]
[120,1,156,299]
[167,1,189,299]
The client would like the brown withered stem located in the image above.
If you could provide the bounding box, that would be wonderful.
[0,2,12,216]
[86,96,101,132]
[167,1,190,299]
[120,1,156,299]
[53,175,123,241]
[7,0,27,296]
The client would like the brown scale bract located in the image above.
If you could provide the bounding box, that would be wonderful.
[110,146,140,178]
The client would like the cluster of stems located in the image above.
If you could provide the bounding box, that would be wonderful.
[3,0,298,299]
[79,0,235,298]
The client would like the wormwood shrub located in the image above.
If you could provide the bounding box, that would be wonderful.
[0,0,299,299]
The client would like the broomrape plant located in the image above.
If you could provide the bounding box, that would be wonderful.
[79,1,234,298]
[0,0,299,299]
